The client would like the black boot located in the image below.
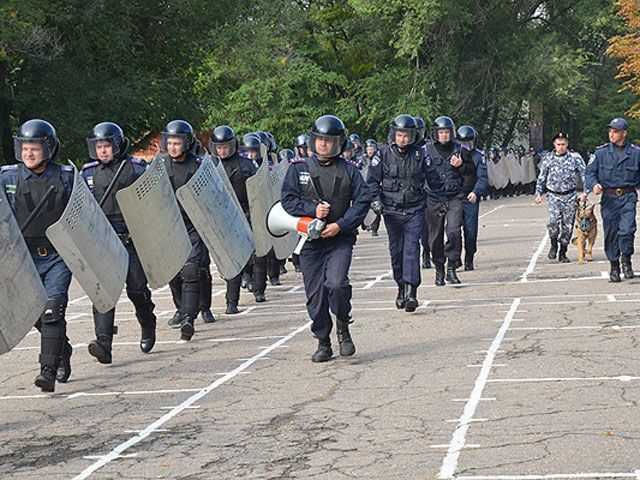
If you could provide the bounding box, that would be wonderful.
[167,311,182,327]
[180,315,195,341]
[395,283,406,309]
[422,253,432,269]
[201,309,216,323]
[36,322,65,392]
[434,264,445,286]
[558,245,570,263]
[446,263,461,284]
[270,277,282,286]
[88,310,115,364]
[336,319,356,357]
[621,255,634,279]
[610,260,622,283]
[225,301,239,314]
[548,238,558,259]
[404,284,418,312]
[464,254,474,271]
[56,341,72,383]
[139,320,156,354]
[254,291,266,303]
[311,340,333,363]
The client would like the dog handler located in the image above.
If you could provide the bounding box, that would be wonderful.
[535,132,586,263]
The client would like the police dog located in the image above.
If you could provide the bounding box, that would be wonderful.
[571,202,597,264]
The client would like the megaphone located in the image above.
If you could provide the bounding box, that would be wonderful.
[267,201,326,254]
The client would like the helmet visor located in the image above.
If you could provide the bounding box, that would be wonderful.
[213,139,237,159]
[309,133,344,158]
[86,137,118,161]
[391,127,417,148]
[161,132,189,154]
[13,137,54,163]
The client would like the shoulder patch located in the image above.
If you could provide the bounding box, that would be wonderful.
[291,157,307,164]
[595,143,608,150]
[629,143,640,152]
[371,156,380,167]
[130,156,146,165]
[82,161,100,170]
[460,143,471,151]
[0,164,18,172]
[474,148,485,155]
[61,165,75,172]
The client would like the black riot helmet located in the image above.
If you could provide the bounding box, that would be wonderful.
[265,132,278,153]
[13,119,60,165]
[432,116,456,143]
[240,133,263,159]
[349,133,361,146]
[309,115,347,159]
[457,125,478,148]
[279,148,294,163]
[365,138,377,148]
[86,122,130,162]
[389,114,418,148]
[253,131,270,150]
[343,139,355,159]
[209,125,237,159]
[294,134,309,157]
[414,116,426,142]
[161,120,195,155]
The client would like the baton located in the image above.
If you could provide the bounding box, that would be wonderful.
[20,185,55,233]
[98,160,128,207]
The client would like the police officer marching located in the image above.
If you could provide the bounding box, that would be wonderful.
[535,132,586,263]
[210,125,257,314]
[424,116,477,286]
[81,122,157,365]
[161,120,206,341]
[0,120,74,392]
[281,115,371,362]
[586,117,640,282]
[458,125,488,271]
[367,114,446,312]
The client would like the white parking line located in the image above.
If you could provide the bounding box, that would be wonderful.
[478,205,504,219]
[520,233,548,282]
[362,270,392,290]
[487,375,640,384]
[70,321,311,480]
[456,473,640,480]
[438,298,521,480]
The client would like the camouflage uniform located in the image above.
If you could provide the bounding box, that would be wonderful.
[536,151,586,246]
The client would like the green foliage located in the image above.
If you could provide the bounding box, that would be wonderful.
[0,0,634,163]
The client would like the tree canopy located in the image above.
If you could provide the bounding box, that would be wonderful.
[0,0,637,164]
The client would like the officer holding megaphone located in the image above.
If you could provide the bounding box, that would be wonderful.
[281,115,371,363]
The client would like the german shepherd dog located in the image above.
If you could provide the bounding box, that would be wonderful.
[571,202,597,264]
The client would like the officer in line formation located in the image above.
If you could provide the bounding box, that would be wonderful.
[534,132,586,263]
[586,118,640,282]
[367,115,449,312]
[486,146,538,199]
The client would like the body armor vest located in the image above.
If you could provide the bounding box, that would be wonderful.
[303,158,352,225]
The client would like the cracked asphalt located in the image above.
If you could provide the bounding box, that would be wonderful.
[1,196,640,479]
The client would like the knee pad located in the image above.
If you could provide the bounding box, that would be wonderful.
[41,299,66,324]
[182,262,200,282]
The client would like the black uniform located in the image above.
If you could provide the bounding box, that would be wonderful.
[81,156,156,362]
[164,153,206,340]
[424,139,476,283]
[217,152,257,308]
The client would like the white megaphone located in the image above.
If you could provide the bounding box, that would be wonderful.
[267,201,326,254]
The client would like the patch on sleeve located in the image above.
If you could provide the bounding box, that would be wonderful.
[371,156,380,167]
[298,171,310,186]
[5,184,16,195]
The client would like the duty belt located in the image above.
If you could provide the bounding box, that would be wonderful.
[27,244,55,257]
[603,187,635,197]
[546,188,576,195]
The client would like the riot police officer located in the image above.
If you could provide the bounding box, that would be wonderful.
[294,134,310,159]
[210,125,257,313]
[457,125,488,271]
[415,116,431,268]
[0,119,74,392]
[586,117,640,281]
[161,120,205,341]
[81,122,157,364]
[279,149,295,163]
[282,115,370,362]
[367,114,446,311]
[535,132,586,263]
[362,139,381,237]
[414,117,427,146]
[349,133,362,156]
[424,116,477,285]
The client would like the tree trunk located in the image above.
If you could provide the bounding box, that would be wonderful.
[501,99,524,149]
[0,60,14,165]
